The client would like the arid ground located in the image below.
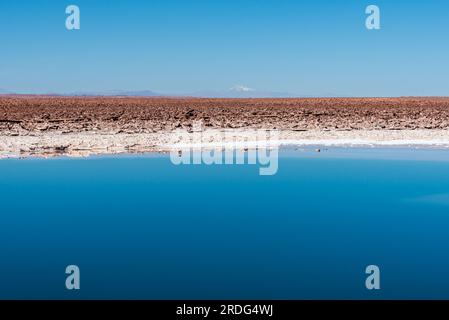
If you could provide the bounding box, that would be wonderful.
[1,96,449,158]
[2,96,449,133]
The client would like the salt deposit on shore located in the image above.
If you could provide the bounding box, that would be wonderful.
[1,129,449,159]
[2,96,449,159]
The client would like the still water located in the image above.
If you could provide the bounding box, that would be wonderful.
[1,148,449,299]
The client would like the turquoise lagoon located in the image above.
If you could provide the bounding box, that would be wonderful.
[0,148,449,299]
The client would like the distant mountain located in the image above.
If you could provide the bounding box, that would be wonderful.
[187,85,298,98]
[0,87,340,98]
[69,89,161,97]
[69,86,301,98]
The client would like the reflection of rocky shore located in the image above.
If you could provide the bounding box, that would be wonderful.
[1,96,449,158]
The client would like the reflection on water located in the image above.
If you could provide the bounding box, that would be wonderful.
[406,193,449,206]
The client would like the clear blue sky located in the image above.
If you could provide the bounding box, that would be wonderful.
[1,0,448,96]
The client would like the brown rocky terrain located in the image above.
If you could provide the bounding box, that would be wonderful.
[1,96,449,158]
[1,96,449,136]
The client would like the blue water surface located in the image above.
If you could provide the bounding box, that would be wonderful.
[0,148,449,299]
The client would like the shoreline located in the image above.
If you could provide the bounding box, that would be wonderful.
[2,96,449,159]
[2,129,449,159]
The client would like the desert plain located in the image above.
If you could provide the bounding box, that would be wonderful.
[1,96,449,158]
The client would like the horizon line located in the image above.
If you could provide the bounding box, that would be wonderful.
[1,93,448,99]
